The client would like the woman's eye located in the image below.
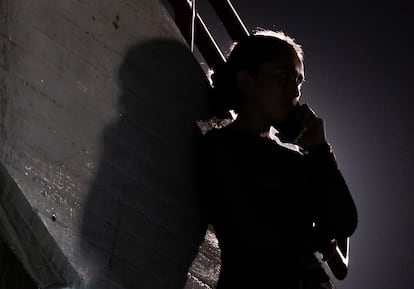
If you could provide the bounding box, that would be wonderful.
[296,75,304,85]
[273,71,304,86]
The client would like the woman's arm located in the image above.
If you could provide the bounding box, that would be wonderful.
[288,104,358,238]
[306,142,358,239]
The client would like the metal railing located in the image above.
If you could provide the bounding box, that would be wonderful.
[167,0,250,69]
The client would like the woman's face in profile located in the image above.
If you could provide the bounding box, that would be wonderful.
[242,49,304,125]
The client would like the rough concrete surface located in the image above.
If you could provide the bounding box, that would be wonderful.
[0,0,220,288]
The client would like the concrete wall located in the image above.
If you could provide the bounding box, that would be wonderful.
[0,0,220,288]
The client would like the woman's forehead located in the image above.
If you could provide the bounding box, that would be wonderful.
[266,52,304,72]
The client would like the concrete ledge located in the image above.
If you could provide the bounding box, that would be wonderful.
[0,161,80,288]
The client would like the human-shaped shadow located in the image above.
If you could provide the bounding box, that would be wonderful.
[80,39,210,289]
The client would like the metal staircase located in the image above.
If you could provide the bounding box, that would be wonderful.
[167,0,250,69]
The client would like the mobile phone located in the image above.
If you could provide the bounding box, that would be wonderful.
[274,105,304,142]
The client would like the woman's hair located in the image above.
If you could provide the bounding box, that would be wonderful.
[208,29,303,119]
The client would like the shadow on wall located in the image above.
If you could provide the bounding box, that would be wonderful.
[80,39,210,289]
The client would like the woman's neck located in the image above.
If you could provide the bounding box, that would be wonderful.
[230,113,271,137]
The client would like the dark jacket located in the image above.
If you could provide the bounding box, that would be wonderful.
[198,125,358,288]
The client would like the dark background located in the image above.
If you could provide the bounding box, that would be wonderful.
[197,1,414,289]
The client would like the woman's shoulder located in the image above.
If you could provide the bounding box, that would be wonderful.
[202,125,240,145]
[198,125,246,162]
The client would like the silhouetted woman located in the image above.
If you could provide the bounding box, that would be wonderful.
[198,30,358,289]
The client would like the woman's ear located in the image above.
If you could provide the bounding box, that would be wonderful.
[236,70,253,95]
